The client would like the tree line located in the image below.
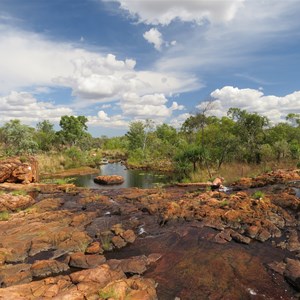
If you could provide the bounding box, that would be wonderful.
[0,109,299,179]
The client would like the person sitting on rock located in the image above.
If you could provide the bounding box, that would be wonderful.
[211,177,224,191]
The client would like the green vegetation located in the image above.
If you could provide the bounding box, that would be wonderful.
[42,177,75,185]
[252,191,265,200]
[0,110,299,181]
[219,200,229,207]
[10,190,27,196]
[0,211,10,221]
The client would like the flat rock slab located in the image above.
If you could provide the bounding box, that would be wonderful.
[94,175,124,185]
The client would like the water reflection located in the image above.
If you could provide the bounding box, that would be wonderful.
[73,162,172,189]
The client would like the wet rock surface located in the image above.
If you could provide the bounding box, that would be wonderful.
[0,169,299,298]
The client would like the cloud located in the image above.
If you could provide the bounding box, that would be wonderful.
[143,28,164,51]
[198,86,300,124]
[121,93,174,118]
[108,0,245,25]
[57,53,200,105]
[97,110,110,121]
[169,112,191,128]
[155,1,300,73]
[0,24,99,94]
[0,23,200,125]
[88,112,128,128]
[170,101,185,111]
[0,91,73,124]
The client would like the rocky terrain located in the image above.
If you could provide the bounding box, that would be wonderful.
[0,169,299,299]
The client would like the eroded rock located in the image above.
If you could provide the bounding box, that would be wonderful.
[94,175,124,185]
[284,258,300,291]
[0,157,38,184]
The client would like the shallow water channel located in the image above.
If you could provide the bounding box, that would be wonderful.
[72,162,174,189]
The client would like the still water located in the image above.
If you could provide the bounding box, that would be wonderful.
[72,162,173,189]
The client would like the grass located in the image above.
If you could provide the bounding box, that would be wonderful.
[252,191,265,200]
[0,211,10,221]
[219,200,229,207]
[36,153,66,174]
[41,177,75,185]
[10,190,27,196]
[184,160,299,184]
[100,235,113,251]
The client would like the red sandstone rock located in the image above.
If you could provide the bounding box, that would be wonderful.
[112,235,127,249]
[69,252,106,269]
[85,241,103,254]
[121,229,136,243]
[99,277,157,300]
[31,259,69,278]
[0,193,35,212]
[0,157,38,184]
[284,258,300,291]
[0,263,32,287]
[94,175,124,185]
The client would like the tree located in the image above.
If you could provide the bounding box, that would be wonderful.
[1,119,37,155]
[35,120,56,151]
[57,115,89,147]
[286,113,300,127]
[204,116,238,169]
[126,121,146,151]
[228,108,269,163]
[175,144,207,172]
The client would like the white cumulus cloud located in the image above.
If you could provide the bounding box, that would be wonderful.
[121,93,173,118]
[88,112,128,128]
[0,91,73,124]
[109,0,245,25]
[143,28,164,51]
[198,86,300,124]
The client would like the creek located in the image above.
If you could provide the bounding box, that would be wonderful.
[72,162,174,189]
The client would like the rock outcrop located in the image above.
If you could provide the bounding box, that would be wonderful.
[0,157,38,184]
[0,168,299,298]
[94,175,124,185]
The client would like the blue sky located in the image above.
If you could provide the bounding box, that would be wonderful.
[0,0,300,136]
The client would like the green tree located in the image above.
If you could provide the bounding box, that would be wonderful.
[286,113,300,127]
[35,120,56,151]
[204,116,238,169]
[228,108,269,163]
[1,119,37,155]
[57,115,89,147]
[126,121,146,151]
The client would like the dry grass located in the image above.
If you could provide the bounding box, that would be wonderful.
[36,153,66,175]
[188,160,298,184]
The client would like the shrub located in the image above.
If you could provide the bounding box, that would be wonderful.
[252,190,265,200]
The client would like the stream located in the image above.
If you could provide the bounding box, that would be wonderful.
[72,162,174,189]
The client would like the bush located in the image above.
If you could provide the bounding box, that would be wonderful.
[252,190,265,200]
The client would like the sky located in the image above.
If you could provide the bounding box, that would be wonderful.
[0,0,300,136]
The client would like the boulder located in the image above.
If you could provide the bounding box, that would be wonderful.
[0,263,32,287]
[94,175,124,185]
[0,193,35,212]
[31,259,69,278]
[69,252,106,269]
[0,157,38,184]
[99,277,157,300]
[284,258,300,290]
